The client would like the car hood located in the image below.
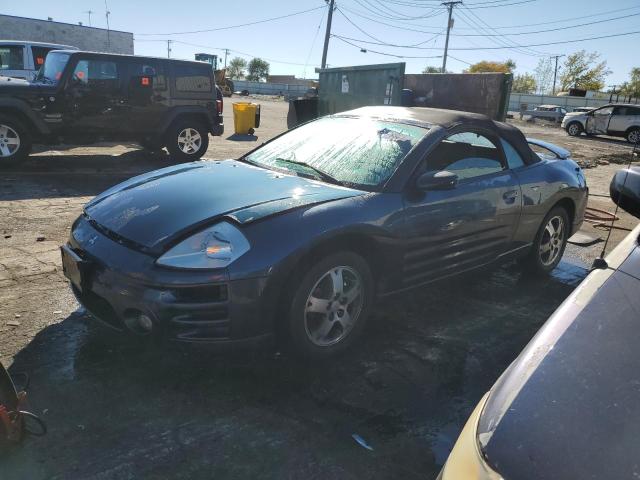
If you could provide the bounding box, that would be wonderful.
[477,225,640,480]
[0,77,50,93]
[563,111,585,118]
[84,160,364,251]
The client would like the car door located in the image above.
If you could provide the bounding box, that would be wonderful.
[61,55,128,139]
[608,106,633,135]
[400,129,522,287]
[121,59,170,137]
[585,106,613,134]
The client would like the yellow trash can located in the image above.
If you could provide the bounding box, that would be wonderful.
[233,102,260,135]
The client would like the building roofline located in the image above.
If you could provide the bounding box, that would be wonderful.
[0,14,133,36]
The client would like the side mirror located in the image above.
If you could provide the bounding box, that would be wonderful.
[610,168,640,219]
[416,170,458,191]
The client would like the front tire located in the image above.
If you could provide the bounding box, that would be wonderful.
[521,206,570,275]
[566,122,583,137]
[0,115,32,165]
[165,119,209,162]
[286,252,374,359]
[626,127,640,144]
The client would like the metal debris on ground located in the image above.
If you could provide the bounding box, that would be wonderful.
[568,231,602,246]
[351,433,374,451]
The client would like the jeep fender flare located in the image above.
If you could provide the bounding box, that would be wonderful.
[0,98,51,136]
[158,107,214,137]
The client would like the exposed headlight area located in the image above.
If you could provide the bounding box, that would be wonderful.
[439,393,503,480]
[156,221,250,269]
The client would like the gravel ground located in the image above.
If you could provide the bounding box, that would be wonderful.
[0,98,638,479]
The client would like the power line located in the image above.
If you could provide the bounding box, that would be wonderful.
[333,35,442,59]
[457,7,549,57]
[465,0,538,8]
[135,5,325,36]
[333,28,640,51]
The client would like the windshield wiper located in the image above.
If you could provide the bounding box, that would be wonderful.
[274,158,340,185]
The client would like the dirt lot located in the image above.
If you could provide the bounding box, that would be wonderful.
[0,99,638,479]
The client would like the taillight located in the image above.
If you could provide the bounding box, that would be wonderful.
[216,99,223,115]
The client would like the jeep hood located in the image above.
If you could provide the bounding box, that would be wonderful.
[84,160,364,251]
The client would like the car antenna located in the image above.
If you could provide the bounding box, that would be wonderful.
[592,140,639,270]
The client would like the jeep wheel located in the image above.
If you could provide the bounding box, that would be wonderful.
[626,127,640,144]
[0,115,32,165]
[566,122,583,137]
[165,120,209,162]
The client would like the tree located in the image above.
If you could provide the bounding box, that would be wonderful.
[246,58,270,82]
[465,59,516,73]
[533,57,554,94]
[620,67,640,98]
[512,73,537,94]
[226,57,247,80]
[422,65,441,74]
[559,50,611,92]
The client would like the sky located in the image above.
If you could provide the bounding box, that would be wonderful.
[3,0,638,86]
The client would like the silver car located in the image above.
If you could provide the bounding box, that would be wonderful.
[0,40,77,81]
[561,103,640,143]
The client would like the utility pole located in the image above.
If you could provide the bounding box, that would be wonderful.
[104,0,111,48]
[84,10,93,27]
[167,40,172,58]
[441,1,462,73]
[321,0,335,70]
[551,54,564,95]
[224,49,229,69]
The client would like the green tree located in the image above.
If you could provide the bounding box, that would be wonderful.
[533,57,553,94]
[512,73,537,94]
[226,57,247,80]
[246,58,270,82]
[620,67,640,98]
[465,59,516,73]
[559,50,611,92]
[422,65,441,74]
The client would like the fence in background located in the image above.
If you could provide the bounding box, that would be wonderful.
[508,93,639,112]
[231,80,310,97]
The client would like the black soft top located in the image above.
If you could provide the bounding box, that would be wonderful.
[338,106,538,164]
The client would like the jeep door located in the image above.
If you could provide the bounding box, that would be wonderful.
[122,59,170,137]
[585,106,613,134]
[400,129,521,287]
[62,56,129,139]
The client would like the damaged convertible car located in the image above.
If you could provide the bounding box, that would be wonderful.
[61,107,587,358]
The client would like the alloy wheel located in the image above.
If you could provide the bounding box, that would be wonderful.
[539,215,565,267]
[304,266,364,347]
[177,128,202,154]
[629,130,640,144]
[567,123,580,136]
[0,124,20,158]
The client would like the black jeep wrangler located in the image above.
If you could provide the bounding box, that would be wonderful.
[0,50,223,163]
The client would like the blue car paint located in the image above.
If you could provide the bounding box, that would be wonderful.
[66,107,589,344]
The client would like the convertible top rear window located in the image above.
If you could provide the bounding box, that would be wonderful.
[246,117,428,188]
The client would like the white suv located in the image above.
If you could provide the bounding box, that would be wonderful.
[0,40,77,81]
[562,103,640,143]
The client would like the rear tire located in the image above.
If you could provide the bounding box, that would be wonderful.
[566,122,583,137]
[165,119,209,162]
[285,252,374,359]
[626,127,640,144]
[0,115,32,166]
[521,206,570,275]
